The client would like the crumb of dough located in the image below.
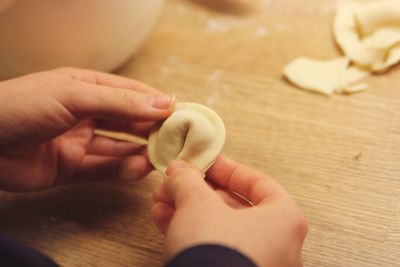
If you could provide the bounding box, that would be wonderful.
[353,151,363,161]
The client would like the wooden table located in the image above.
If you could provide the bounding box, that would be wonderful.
[1,0,399,266]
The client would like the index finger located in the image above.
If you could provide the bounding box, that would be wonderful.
[56,67,162,94]
[206,156,286,205]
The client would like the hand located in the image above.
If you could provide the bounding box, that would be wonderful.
[0,68,175,192]
[151,157,308,267]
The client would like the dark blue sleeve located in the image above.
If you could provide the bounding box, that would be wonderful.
[165,244,258,267]
[0,235,58,267]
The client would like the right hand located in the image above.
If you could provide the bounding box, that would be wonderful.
[151,156,308,267]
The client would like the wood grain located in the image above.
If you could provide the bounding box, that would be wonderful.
[1,0,399,266]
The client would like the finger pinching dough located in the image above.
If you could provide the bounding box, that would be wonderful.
[148,102,225,174]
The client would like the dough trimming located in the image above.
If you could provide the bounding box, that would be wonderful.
[283,0,400,95]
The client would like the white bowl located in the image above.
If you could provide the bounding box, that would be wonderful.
[0,0,164,78]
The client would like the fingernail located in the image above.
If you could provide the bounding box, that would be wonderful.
[166,160,192,176]
[150,94,175,109]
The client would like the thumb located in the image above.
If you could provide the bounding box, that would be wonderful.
[61,82,175,122]
[165,161,221,208]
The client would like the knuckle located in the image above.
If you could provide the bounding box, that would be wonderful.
[57,80,86,110]
[284,198,309,239]
[114,88,135,105]
[64,77,82,89]
[113,87,128,102]
[150,203,163,217]
[150,204,166,225]
[170,168,199,181]
[54,67,78,74]
[179,190,208,206]
[293,211,309,239]
[113,88,141,115]
[168,169,205,197]
[168,171,189,187]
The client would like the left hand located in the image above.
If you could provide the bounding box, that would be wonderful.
[0,67,175,192]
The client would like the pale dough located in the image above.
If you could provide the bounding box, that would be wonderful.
[334,1,400,72]
[148,102,225,174]
[283,0,400,95]
[283,57,370,95]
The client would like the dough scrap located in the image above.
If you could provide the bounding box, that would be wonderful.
[334,0,400,72]
[148,102,225,174]
[283,0,400,95]
[283,57,370,95]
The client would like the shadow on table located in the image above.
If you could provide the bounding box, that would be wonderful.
[0,182,145,235]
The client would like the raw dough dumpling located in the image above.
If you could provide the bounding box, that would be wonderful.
[283,57,369,95]
[334,1,400,72]
[148,102,225,174]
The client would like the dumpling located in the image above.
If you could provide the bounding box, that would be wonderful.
[148,102,225,174]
